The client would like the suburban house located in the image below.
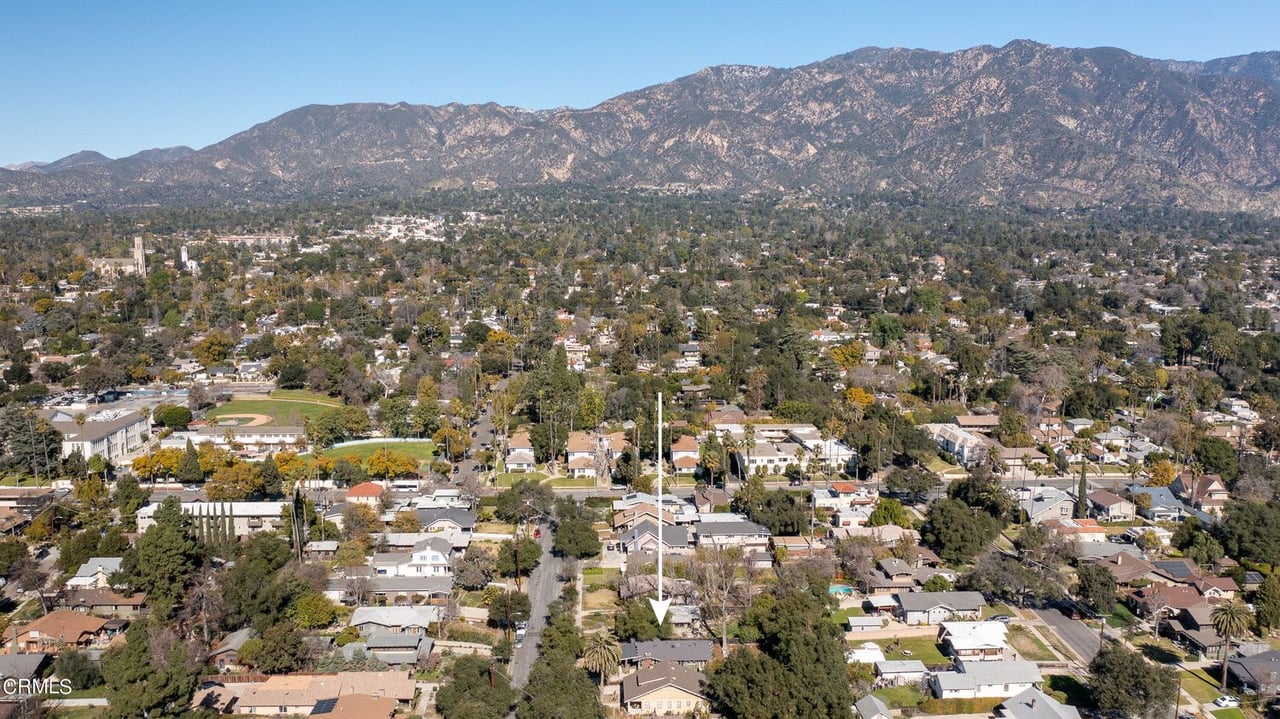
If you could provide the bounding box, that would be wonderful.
[304,540,339,560]
[338,634,433,668]
[1169,605,1228,660]
[854,694,893,719]
[670,435,700,476]
[1040,518,1108,545]
[370,536,454,577]
[40,408,147,463]
[813,481,875,511]
[614,504,682,532]
[1015,486,1075,524]
[938,621,1009,662]
[875,660,930,686]
[1128,584,1207,620]
[954,415,1001,434]
[344,482,386,507]
[235,671,417,716]
[307,694,397,719]
[931,660,1043,699]
[1124,485,1190,522]
[66,557,123,589]
[1228,649,1280,698]
[61,588,147,618]
[896,591,986,625]
[325,573,452,605]
[619,665,708,716]
[1087,552,1156,585]
[996,688,1081,719]
[505,432,536,473]
[620,522,692,556]
[8,611,108,652]
[349,606,440,636]
[1087,490,1135,522]
[412,508,476,534]
[209,627,255,672]
[565,431,600,479]
[1171,473,1230,515]
[693,519,771,553]
[620,639,714,669]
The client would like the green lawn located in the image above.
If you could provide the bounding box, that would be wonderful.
[982,603,1016,618]
[876,637,949,665]
[872,685,928,709]
[1180,667,1224,704]
[831,606,869,627]
[1106,603,1138,628]
[1044,675,1092,709]
[1211,709,1245,719]
[269,389,343,405]
[319,440,438,465]
[494,472,550,486]
[206,398,333,426]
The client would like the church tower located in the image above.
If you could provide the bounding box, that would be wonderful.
[133,236,146,278]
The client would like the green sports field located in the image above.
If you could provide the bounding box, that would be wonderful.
[320,440,439,465]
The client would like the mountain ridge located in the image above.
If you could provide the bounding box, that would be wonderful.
[5,40,1280,212]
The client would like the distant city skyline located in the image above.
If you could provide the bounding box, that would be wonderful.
[3,0,1278,166]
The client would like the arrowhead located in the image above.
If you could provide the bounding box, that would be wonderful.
[649,598,671,624]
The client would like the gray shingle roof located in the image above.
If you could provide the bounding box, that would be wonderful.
[895,591,986,613]
[620,639,714,663]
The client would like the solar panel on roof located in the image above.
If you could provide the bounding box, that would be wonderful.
[312,698,338,715]
[1156,561,1193,578]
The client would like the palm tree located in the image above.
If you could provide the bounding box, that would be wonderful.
[1212,600,1253,691]
[582,631,621,687]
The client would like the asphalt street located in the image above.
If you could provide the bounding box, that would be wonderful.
[1034,606,1103,664]
[509,526,562,688]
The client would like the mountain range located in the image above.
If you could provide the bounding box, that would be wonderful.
[4,40,1280,212]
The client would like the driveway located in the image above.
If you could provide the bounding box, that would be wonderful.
[508,526,562,687]
[1034,606,1102,664]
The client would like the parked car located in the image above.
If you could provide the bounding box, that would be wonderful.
[1214,696,1240,708]
[990,614,1011,623]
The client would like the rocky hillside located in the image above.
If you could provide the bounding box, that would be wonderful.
[5,40,1280,211]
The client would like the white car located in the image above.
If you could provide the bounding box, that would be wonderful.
[1214,696,1240,708]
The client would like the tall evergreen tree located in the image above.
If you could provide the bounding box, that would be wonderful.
[176,439,202,483]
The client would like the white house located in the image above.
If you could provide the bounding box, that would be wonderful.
[931,660,1042,699]
[921,424,991,467]
[370,537,453,577]
[875,660,929,686]
[670,435,700,476]
[65,557,123,589]
[938,621,1009,661]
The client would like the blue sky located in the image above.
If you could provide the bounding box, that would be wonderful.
[3,0,1278,166]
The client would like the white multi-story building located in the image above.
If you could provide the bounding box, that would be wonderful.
[137,501,287,538]
[371,536,454,577]
[41,409,148,463]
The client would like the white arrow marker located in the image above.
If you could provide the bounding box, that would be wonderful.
[649,392,670,624]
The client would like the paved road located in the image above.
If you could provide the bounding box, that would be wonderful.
[1035,607,1103,664]
[509,526,562,687]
